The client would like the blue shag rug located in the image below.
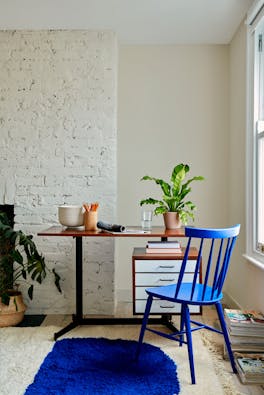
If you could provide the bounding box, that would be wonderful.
[25,337,180,395]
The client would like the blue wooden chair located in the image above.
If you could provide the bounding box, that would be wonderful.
[136,224,240,384]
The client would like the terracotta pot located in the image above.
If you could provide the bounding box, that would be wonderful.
[0,291,27,327]
[163,212,182,229]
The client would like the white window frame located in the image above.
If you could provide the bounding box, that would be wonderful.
[246,1,264,268]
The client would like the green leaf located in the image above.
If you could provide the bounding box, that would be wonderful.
[141,175,152,181]
[154,179,171,196]
[53,269,62,293]
[171,163,187,183]
[185,201,196,211]
[30,268,42,283]
[28,285,33,300]
[141,175,171,197]
[11,249,23,265]
[0,212,12,226]
[182,175,204,191]
[140,198,163,206]
[3,228,16,240]
[171,167,187,195]
[154,206,168,215]
[14,296,18,311]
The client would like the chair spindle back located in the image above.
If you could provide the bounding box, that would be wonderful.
[174,225,240,302]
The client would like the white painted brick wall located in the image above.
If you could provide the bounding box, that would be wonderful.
[0,30,117,314]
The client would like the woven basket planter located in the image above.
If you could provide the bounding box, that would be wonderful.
[0,291,27,327]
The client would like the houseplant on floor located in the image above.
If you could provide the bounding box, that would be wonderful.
[0,211,61,327]
[140,163,204,229]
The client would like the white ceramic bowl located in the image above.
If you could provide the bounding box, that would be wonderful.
[58,205,84,227]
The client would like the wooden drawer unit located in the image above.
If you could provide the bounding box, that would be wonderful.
[132,247,201,315]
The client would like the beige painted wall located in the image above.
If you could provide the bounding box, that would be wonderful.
[226,21,264,311]
[117,45,230,302]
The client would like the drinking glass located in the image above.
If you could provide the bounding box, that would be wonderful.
[141,208,153,230]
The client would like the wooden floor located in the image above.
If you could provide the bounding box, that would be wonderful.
[43,303,264,395]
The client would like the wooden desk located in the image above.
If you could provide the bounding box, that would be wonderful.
[38,226,186,339]
[38,226,185,238]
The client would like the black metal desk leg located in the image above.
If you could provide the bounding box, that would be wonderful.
[54,236,83,340]
[75,236,83,320]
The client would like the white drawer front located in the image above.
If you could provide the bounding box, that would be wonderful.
[135,299,200,314]
[136,284,194,299]
[136,287,149,299]
[135,259,196,273]
[135,272,195,286]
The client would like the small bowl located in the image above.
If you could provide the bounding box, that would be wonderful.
[58,205,84,227]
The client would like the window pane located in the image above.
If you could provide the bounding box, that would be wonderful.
[259,36,264,119]
[257,136,264,247]
[255,19,264,253]
[247,4,264,263]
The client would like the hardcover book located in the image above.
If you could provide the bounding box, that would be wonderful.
[146,240,181,249]
[146,247,182,254]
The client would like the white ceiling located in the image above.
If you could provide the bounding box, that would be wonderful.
[0,0,254,44]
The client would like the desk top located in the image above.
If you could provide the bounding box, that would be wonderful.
[38,226,186,238]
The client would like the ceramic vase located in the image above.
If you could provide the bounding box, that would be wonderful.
[163,212,181,229]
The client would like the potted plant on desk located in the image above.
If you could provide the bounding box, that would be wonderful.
[140,163,204,229]
[0,211,61,327]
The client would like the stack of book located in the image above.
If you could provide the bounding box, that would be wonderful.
[146,240,182,254]
[224,308,264,384]
[234,353,264,384]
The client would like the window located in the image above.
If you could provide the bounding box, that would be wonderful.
[246,3,264,266]
[256,21,264,254]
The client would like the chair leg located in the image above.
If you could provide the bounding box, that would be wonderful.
[135,295,153,360]
[215,302,237,374]
[179,304,184,347]
[183,304,196,384]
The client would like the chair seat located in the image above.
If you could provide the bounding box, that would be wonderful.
[146,283,223,305]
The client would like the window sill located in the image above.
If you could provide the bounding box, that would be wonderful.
[243,254,264,270]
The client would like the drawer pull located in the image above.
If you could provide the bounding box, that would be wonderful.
[159,278,175,282]
[158,265,175,269]
[159,305,175,309]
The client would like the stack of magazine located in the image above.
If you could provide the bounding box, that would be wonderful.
[234,353,264,384]
[224,308,264,384]
[145,240,182,254]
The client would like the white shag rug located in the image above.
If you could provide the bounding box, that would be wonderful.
[0,324,242,395]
